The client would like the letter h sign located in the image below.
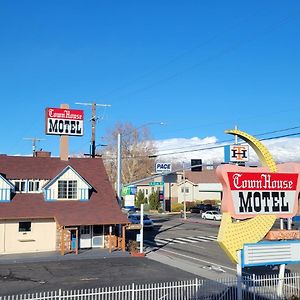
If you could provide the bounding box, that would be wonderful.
[224,145,249,162]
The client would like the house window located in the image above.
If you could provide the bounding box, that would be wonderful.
[80,225,90,235]
[58,180,77,199]
[15,181,26,192]
[28,180,40,192]
[19,221,31,232]
[181,187,190,193]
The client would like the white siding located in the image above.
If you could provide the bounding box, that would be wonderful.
[46,168,89,201]
[0,177,12,201]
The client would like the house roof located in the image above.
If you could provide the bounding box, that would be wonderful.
[184,169,220,184]
[0,155,128,226]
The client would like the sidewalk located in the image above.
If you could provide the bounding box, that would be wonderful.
[0,248,130,264]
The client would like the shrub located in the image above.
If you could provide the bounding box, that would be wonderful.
[158,207,164,213]
[127,240,138,253]
[185,201,196,210]
[172,202,184,212]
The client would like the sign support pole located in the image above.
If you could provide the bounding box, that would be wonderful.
[183,161,187,220]
[140,204,144,254]
[277,263,285,297]
[59,104,69,161]
[236,250,243,300]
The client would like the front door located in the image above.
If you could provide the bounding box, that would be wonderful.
[79,225,92,248]
[92,225,104,248]
[70,230,77,250]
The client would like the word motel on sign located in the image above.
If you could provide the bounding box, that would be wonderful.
[228,172,298,215]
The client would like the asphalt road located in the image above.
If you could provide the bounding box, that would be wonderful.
[143,213,300,279]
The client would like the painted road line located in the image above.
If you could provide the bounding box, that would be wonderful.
[154,239,175,245]
[196,236,217,241]
[157,248,236,273]
[161,238,187,244]
[176,237,198,243]
[144,239,173,246]
[188,237,210,242]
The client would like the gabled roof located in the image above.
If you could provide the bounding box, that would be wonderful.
[43,165,92,189]
[177,179,197,187]
[0,173,14,189]
[184,169,220,184]
[0,156,128,226]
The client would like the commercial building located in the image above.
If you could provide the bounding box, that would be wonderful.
[0,152,128,255]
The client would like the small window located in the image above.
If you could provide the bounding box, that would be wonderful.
[80,225,90,235]
[181,187,189,193]
[15,181,26,192]
[28,180,40,192]
[19,221,31,232]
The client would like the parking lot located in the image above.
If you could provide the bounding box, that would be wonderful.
[0,253,196,296]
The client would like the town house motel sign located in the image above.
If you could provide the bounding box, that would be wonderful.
[217,129,300,268]
[45,107,84,136]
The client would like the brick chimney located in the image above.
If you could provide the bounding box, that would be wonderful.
[35,151,51,158]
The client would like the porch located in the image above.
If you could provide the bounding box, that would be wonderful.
[58,223,128,255]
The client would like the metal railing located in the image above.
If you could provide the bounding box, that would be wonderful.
[1,273,300,300]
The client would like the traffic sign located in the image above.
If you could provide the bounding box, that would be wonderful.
[149,182,164,186]
[127,224,142,230]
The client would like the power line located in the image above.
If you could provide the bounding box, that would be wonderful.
[100,131,300,160]
[145,125,300,154]
[108,11,298,101]
[101,9,260,98]
[75,102,111,157]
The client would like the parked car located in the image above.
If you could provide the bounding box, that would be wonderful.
[128,214,154,229]
[189,204,213,213]
[201,210,222,221]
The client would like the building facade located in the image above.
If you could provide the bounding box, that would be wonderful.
[0,153,128,255]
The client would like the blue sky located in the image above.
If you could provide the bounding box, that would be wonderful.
[1,1,300,160]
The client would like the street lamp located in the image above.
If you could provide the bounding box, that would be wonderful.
[116,122,165,206]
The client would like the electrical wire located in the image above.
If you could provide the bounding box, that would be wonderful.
[100,130,300,160]
[143,125,300,153]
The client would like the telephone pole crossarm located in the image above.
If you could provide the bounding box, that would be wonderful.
[75,102,111,157]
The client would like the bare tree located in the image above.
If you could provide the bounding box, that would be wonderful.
[100,123,157,188]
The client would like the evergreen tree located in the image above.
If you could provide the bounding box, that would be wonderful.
[135,190,145,209]
[149,190,160,210]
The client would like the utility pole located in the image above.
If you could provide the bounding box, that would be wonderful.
[23,137,45,157]
[183,161,187,219]
[75,102,111,157]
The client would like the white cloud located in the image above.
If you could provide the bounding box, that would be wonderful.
[154,136,300,166]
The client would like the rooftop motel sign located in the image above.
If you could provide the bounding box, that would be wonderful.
[45,107,84,136]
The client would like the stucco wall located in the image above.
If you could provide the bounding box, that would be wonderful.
[0,218,57,254]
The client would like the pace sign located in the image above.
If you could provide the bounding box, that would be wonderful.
[155,163,172,173]
[45,107,84,136]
